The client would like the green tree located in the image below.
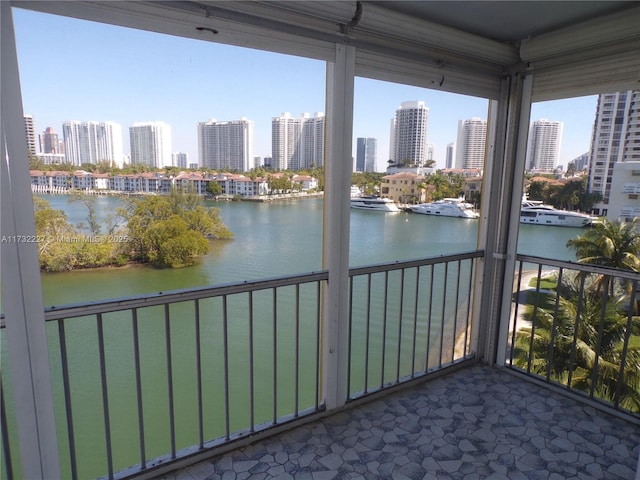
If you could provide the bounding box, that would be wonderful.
[526,180,547,201]
[567,218,640,272]
[124,189,232,267]
[206,180,223,197]
[68,191,101,234]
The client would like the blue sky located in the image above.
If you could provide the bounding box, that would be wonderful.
[14,8,597,171]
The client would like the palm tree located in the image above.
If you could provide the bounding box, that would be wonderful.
[567,218,640,295]
[514,272,640,412]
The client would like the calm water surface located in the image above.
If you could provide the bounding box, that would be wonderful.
[36,194,580,306]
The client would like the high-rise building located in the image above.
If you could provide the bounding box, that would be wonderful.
[588,91,640,209]
[272,112,325,170]
[526,119,563,173]
[391,101,429,166]
[446,143,455,169]
[63,121,124,167]
[172,152,188,169]
[24,114,36,156]
[455,118,487,169]
[356,137,377,172]
[568,152,589,173]
[198,118,254,171]
[39,127,60,154]
[129,121,172,168]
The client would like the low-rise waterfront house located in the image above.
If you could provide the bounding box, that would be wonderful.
[292,174,318,191]
[381,171,426,204]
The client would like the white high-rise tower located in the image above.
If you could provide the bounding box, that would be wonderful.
[526,119,563,173]
[62,121,124,167]
[129,122,172,168]
[198,118,254,171]
[271,112,325,170]
[455,118,487,169]
[588,91,640,207]
[391,101,429,166]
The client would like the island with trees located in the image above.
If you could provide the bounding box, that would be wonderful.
[34,190,232,271]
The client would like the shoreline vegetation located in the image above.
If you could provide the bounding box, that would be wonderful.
[31,190,233,272]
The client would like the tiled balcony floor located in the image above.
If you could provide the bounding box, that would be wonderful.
[163,364,639,480]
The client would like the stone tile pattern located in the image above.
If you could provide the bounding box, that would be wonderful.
[163,365,639,480]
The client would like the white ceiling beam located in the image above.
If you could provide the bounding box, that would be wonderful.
[520,4,640,63]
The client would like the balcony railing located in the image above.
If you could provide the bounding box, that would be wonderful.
[347,252,481,400]
[507,254,640,417]
[1,251,482,480]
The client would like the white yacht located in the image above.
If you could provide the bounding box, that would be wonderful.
[350,196,401,212]
[520,201,594,227]
[410,198,479,219]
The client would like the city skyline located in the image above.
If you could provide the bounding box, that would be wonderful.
[15,8,598,171]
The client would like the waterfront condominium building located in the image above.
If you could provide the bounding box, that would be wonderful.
[446,143,455,169]
[526,119,563,173]
[63,121,124,167]
[391,101,429,166]
[39,127,61,154]
[271,112,325,170]
[356,137,377,172]
[172,152,188,169]
[588,90,640,211]
[455,118,487,169]
[24,114,36,156]
[129,121,172,168]
[198,118,254,171]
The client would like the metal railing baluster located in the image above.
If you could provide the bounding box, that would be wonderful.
[396,268,405,383]
[545,268,563,382]
[164,305,176,459]
[439,263,448,368]
[222,296,230,440]
[527,264,544,374]
[510,261,524,366]
[272,288,278,425]
[194,300,203,449]
[96,313,114,478]
[425,265,434,372]
[615,280,636,408]
[463,258,474,358]
[294,284,300,416]
[131,309,146,467]
[380,271,389,388]
[248,291,255,432]
[411,267,420,377]
[364,273,372,392]
[590,276,610,399]
[451,260,461,364]
[58,318,77,480]
[567,272,587,389]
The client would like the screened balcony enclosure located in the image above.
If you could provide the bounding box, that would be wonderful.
[2,1,640,479]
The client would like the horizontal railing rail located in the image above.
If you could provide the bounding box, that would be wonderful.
[508,254,640,418]
[347,250,483,400]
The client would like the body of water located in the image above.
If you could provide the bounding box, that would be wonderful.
[36,194,581,306]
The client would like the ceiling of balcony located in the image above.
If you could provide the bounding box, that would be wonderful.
[12,1,640,100]
[375,1,636,44]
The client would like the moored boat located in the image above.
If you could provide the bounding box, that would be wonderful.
[350,196,400,212]
[520,201,594,227]
[410,198,479,219]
